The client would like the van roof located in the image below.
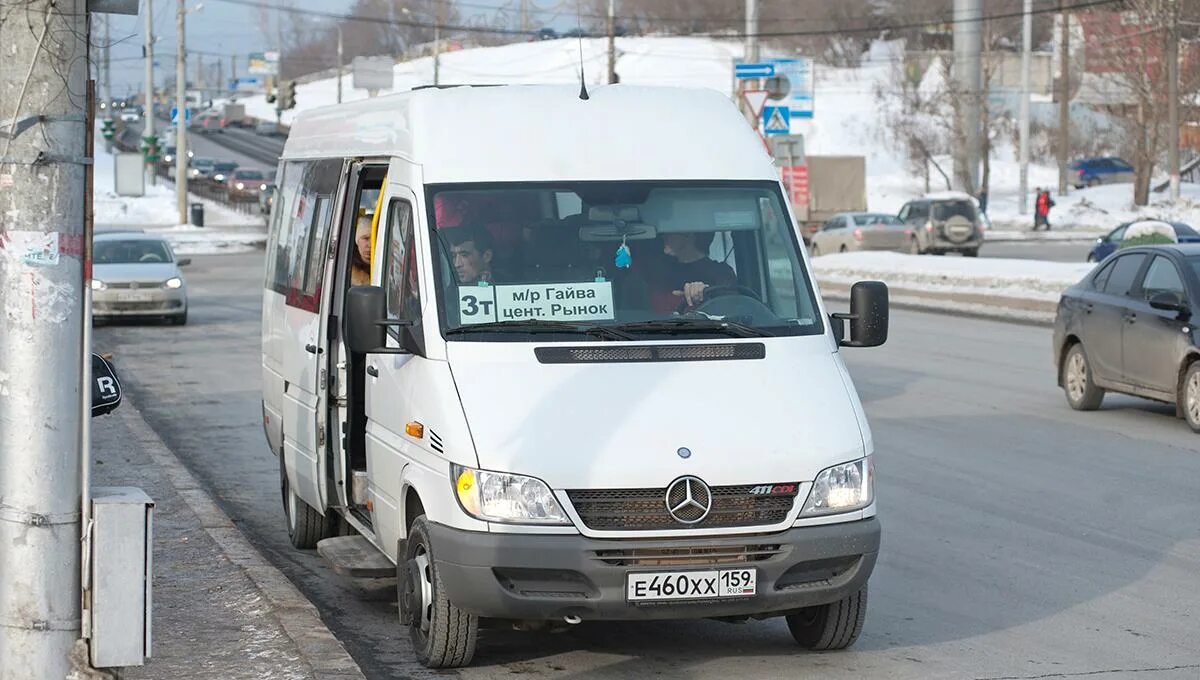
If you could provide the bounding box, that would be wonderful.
[282,84,777,184]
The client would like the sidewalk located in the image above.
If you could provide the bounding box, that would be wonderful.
[91,398,365,680]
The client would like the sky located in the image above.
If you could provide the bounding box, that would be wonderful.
[98,0,571,97]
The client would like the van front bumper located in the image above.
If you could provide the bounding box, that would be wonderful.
[429,518,879,622]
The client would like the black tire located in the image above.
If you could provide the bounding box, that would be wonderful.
[962,248,979,258]
[839,244,848,253]
[1181,362,1200,433]
[786,586,867,651]
[1062,343,1105,411]
[908,236,922,255]
[279,455,333,549]
[399,517,478,668]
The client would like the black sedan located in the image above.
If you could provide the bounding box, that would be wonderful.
[1054,244,1200,432]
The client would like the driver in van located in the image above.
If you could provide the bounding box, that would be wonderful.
[661,231,736,309]
[447,225,496,285]
[350,215,373,286]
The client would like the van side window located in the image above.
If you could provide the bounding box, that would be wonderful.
[384,200,421,325]
[266,159,343,311]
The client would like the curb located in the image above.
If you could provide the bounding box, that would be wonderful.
[820,285,1054,329]
[118,399,367,680]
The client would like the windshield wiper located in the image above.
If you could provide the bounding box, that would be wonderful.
[445,319,635,341]
[610,319,773,338]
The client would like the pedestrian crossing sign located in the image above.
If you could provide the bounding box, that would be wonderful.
[762,106,790,135]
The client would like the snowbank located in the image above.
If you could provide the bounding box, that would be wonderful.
[811,251,1094,303]
[93,140,260,228]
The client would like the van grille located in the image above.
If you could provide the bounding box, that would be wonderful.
[535,343,765,364]
[567,484,799,531]
[591,544,784,567]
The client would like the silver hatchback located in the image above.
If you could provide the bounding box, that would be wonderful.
[92,233,190,324]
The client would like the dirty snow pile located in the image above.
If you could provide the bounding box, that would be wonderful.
[92,134,266,254]
[811,251,1095,303]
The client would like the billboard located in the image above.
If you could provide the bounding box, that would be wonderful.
[247,51,280,76]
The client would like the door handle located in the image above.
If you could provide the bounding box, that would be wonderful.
[1083,302,1094,314]
[366,365,379,378]
[305,343,322,354]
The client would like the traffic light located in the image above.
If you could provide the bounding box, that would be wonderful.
[278,80,296,110]
[101,119,115,141]
[142,134,159,163]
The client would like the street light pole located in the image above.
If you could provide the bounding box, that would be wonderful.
[433,4,442,86]
[0,0,89,676]
[607,0,616,84]
[145,0,157,187]
[1018,0,1032,214]
[176,0,189,225]
[1167,0,1180,202]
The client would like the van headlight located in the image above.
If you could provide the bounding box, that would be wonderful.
[164,277,183,289]
[800,457,873,517]
[451,465,569,524]
[91,279,106,291]
[235,182,245,190]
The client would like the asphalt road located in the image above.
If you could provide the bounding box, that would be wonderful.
[95,252,1200,680]
[126,119,281,172]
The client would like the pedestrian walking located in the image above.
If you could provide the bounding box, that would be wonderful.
[976,189,988,215]
[1034,189,1055,231]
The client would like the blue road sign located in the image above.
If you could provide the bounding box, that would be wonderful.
[170,107,191,124]
[735,62,775,79]
[762,106,791,135]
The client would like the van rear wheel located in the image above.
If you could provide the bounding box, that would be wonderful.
[400,516,478,668]
[279,455,333,549]
[786,586,867,651]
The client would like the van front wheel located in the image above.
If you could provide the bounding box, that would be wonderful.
[786,586,867,651]
[400,516,478,668]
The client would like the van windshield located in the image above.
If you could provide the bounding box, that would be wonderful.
[427,181,822,340]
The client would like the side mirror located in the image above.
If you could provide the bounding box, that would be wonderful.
[1148,291,1190,316]
[345,285,423,356]
[832,281,889,348]
[91,353,123,417]
[177,257,192,267]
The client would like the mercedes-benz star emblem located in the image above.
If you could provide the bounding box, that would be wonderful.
[664,476,712,524]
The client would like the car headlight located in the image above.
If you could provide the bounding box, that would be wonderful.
[235,182,245,190]
[189,169,199,177]
[91,279,106,291]
[260,183,267,191]
[451,465,569,524]
[164,154,174,163]
[800,457,873,517]
[164,277,183,289]
[214,174,225,181]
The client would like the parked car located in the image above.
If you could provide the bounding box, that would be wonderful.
[1054,244,1200,432]
[532,27,557,40]
[1068,157,1135,189]
[898,193,984,256]
[1087,221,1200,262]
[227,168,266,200]
[92,233,190,325]
[258,183,276,215]
[210,161,239,187]
[810,213,908,256]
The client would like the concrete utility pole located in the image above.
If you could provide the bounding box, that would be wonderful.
[176,0,190,225]
[0,0,89,677]
[1166,0,1180,201]
[1057,0,1070,195]
[433,2,442,86]
[952,0,983,194]
[145,0,157,187]
[607,0,616,84]
[102,15,112,151]
[1018,0,1032,214]
[745,0,760,63]
[336,25,344,104]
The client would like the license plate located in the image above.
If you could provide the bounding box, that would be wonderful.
[116,292,153,302]
[626,569,756,602]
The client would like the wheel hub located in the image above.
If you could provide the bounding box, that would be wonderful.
[1066,353,1087,402]
[1187,371,1200,424]
[407,552,432,635]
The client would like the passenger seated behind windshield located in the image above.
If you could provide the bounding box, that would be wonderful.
[661,231,736,310]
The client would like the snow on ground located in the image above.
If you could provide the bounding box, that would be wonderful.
[93,133,266,254]
[812,251,1095,303]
